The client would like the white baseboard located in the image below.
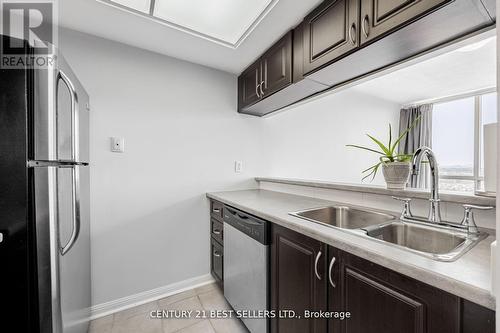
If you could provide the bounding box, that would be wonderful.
[90,274,215,320]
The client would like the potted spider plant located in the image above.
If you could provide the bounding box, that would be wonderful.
[347,117,420,189]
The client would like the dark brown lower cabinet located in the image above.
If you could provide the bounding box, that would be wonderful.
[461,299,496,333]
[271,224,328,333]
[209,199,224,288]
[210,237,223,287]
[338,251,461,333]
[270,224,495,333]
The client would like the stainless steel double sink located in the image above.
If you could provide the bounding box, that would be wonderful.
[290,206,485,262]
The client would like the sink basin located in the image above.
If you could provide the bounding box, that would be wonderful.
[290,206,395,229]
[365,222,485,261]
[366,222,466,254]
[290,204,484,261]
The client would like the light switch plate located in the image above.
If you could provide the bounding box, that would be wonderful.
[111,137,125,153]
[235,161,243,173]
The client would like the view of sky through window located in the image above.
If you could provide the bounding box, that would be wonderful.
[432,97,475,175]
[431,93,497,193]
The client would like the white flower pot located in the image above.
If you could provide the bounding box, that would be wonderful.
[382,162,411,190]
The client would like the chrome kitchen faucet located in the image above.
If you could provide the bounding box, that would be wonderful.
[393,147,493,235]
[412,146,442,223]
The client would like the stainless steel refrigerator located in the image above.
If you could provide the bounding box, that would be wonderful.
[0,35,91,333]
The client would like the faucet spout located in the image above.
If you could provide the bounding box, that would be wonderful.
[411,146,441,223]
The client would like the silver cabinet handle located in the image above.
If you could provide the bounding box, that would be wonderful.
[314,251,322,280]
[61,166,81,255]
[256,82,261,98]
[348,22,356,45]
[212,208,220,213]
[362,15,370,38]
[57,70,79,162]
[328,257,336,288]
[213,251,221,257]
[259,81,265,97]
[213,229,221,235]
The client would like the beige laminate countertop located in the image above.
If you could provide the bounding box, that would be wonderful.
[207,189,496,310]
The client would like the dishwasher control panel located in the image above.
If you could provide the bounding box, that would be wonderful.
[223,205,270,245]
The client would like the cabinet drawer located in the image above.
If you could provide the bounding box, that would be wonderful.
[211,218,223,243]
[211,238,223,285]
[210,200,223,221]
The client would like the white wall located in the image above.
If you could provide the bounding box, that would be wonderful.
[262,90,400,185]
[58,29,265,306]
[57,29,406,309]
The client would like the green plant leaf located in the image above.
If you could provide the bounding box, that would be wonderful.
[346,144,385,155]
[390,115,421,153]
[394,154,413,162]
[362,162,381,182]
[366,134,391,156]
[388,124,392,153]
[379,156,393,164]
[362,163,379,174]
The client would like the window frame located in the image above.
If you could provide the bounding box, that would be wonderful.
[430,88,496,193]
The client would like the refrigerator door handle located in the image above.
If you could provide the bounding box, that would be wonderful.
[57,70,79,162]
[60,166,81,255]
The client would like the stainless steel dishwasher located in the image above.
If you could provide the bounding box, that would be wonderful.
[223,205,270,333]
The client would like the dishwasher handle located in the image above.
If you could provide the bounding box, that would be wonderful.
[225,207,264,226]
[223,205,270,245]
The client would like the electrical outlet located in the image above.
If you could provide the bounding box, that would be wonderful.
[111,137,125,153]
[235,161,243,173]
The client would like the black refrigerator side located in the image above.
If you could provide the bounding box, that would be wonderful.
[0,35,39,332]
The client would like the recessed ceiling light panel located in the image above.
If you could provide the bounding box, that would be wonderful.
[96,0,278,48]
[108,0,151,13]
[154,0,273,45]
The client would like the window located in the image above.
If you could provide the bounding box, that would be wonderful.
[431,92,497,193]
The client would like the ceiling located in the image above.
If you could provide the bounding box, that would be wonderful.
[58,0,321,74]
[350,35,497,105]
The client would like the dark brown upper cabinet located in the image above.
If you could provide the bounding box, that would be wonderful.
[480,0,496,20]
[360,0,452,45]
[238,62,261,110]
[303,0,360,75]
[261,33,293,97]
[238,32,292,111]
[238,0,493,115]
[271,224,327,333]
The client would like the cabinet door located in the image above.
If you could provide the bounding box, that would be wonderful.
[343,268,425,333]
[360,0,452,45]
[210,238,223,287]
[238,61,261,110]
[261,32,293,98]
[303,0,359,75]
[271,224,327,333]
[340,252,460,333]
[461,299,495,333]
